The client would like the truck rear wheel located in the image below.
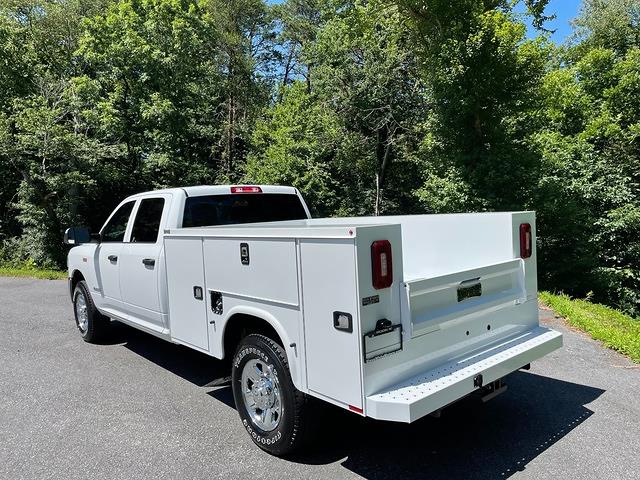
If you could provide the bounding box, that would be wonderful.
[73,280,109,343]
[231,334,307,456]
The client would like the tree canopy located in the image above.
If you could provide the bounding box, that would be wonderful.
[1,0,639,316]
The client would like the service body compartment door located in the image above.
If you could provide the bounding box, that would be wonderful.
[202,238,299,308]
[301,239,363,409]
[202,237,301,359]
[165,237,209,352]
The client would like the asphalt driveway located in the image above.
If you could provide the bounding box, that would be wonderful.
[0,276,638,479]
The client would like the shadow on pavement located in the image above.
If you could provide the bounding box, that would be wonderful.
[113,322,228,386]
[291,372,603,479]
[116,322,604,479]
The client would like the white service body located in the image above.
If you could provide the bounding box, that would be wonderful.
[67,185,562,423]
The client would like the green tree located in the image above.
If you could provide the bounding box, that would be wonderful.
[0,12,34,240]
[572,0,640,56]
[398,0,549,211]
[247,0,429,216]
[78,0,225,186]
[272,0,324,94]
[530,2,640,314]
[0,1,117,266]
[204,0,278,178]
[0,0,638,316]
[245,82,344,216]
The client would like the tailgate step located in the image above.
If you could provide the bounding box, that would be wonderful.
[365,327,562,422]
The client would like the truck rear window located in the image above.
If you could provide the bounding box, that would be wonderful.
[182,194,308,228]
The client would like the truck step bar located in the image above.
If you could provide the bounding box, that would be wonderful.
[365,327,562,422]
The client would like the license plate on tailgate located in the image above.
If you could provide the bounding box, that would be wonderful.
[457,278,482,302]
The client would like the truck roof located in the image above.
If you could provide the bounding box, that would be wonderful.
[123,185,298,200]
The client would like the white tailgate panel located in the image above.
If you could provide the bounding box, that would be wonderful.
[165,237,209,351]
[301,239,362,408]
[391,214,514,280]
[404,259,526,337]
[203,238,299,307]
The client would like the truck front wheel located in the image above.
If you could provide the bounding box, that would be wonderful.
[73,280,109,343]
[231,334,307,456]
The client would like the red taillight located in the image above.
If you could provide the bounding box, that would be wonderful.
[230,186,262,193]
[348,404,363,414]
[371,240,393,289]
[520,223,532,259]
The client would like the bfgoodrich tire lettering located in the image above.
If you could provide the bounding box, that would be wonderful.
[231,334,307,456]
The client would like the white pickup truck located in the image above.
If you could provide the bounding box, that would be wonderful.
[65,184,562,455]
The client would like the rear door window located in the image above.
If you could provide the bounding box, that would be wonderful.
[182,194,307,227]
[130,198,165,243]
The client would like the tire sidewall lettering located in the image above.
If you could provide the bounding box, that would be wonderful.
[235,344,285,447]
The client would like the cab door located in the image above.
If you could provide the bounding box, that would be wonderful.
[119,195,171,330]
[95,200,136,312]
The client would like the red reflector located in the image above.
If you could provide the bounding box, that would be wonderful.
[520,223,532,259]
[348,405,363,414]
[230,186,262,193]
[371,240,393,289]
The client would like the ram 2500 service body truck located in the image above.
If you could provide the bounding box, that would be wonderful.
[65,185,562,455]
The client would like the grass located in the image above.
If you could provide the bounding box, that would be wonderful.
[0,266,67,280]
[540,291,640,363]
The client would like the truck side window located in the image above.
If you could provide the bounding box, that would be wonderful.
[130,198,165,243]
[101,201,135,242]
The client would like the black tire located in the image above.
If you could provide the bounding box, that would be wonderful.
[73,280,109,343]
[231,334,308,456]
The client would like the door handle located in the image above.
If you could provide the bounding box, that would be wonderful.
[142,258,155,267]
[107,255,118,262]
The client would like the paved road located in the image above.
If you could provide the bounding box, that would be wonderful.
[0,277,638,480]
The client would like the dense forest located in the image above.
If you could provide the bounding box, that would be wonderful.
[0,0,638,316]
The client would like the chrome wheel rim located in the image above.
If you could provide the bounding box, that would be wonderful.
[240,359,282,432]
[75,291,89,333]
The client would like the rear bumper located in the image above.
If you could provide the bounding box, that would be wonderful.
[365,326,562,422]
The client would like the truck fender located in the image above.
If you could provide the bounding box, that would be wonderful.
[220,305,304,392]
[69,269,85,299]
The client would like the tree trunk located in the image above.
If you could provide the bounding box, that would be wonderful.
[226,95,235,173]
[374,126,394,216]
[306,64,313,94]
[374,173,381,216]
[279,47,295,102]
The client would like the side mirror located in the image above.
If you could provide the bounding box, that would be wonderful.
[64,227,93,245]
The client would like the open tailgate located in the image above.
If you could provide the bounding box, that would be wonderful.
[366,326,562,422]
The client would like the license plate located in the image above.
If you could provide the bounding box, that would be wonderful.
[457,278,482,302]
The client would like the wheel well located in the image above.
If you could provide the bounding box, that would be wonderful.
[71,270,85,294]
[223,314,283,359]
